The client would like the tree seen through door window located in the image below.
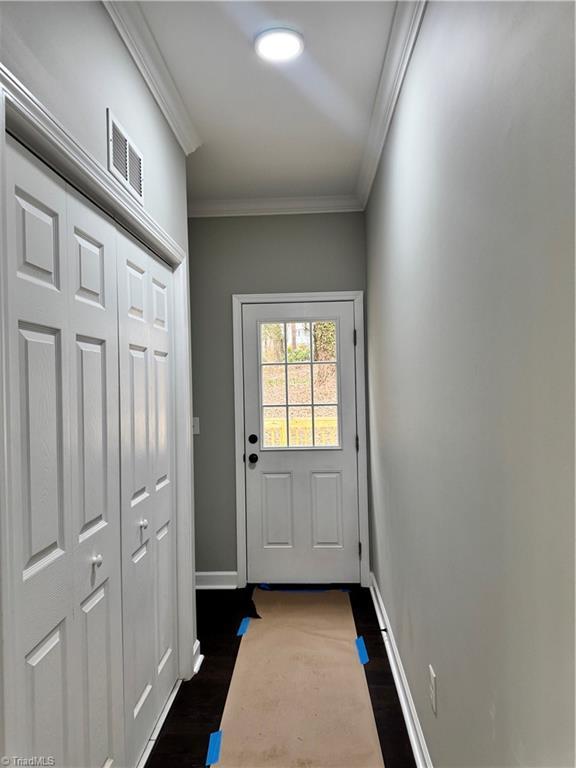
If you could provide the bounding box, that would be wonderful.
[260,321,339,448]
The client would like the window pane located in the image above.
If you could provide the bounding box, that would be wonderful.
[261,323,285,363]
[286,322,311,362]
[313,321,337,361]
[313,364,338,404]
[314,406,339,447]
[262,365,286,405]
[288,406,313,447]
[263,407,287,447]
[287,364,311,405]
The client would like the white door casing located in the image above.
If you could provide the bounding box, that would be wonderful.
[242,300,363,584]
[117,231,178,768]
[3,136,125,765]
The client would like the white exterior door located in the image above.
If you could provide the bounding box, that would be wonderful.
[243,301,360,583]
[117,231,178,767]
[3,137,125,766]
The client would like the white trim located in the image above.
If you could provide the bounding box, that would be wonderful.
[0,63,186,267]
[137,643,203,768]
[192,639,204,675]
[188,194,362,219]
[135,736,157,768]
[149,679,183,741]
[369,572,434,768]
[0,63,197,696]
[137,676,192,768]
[0,86,7,759]
[356,1,427,207]
[233,296,248,588]
[103,1,201,156]
[195,571,239,590]
[232,291,370,588]
[352,294,370,587]
[173,258,198,680]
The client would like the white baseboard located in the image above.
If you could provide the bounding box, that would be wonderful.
[195,571,238,589]
[138,678,183,767]
[192,638,204,676]
[369,572,433,768]
[139,639,204,766]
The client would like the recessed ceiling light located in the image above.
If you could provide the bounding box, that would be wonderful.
[255,28,304,63]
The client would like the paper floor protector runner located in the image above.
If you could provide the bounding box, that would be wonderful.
[217,588,385,768]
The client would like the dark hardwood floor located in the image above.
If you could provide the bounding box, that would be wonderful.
[147,586,416,768]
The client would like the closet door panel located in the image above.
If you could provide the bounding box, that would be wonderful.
[118,235,178,767]
[4,136,75,761]
[118,233,158,767]
[67,190,124,768]
[149,258,177,707]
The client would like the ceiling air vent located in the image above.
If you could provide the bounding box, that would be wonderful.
[107,109,144,203]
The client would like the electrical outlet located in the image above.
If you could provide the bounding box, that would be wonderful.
[429,664,437,715]
[192,416,200,435]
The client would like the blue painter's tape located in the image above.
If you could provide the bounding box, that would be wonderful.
[237,617,251,636]
[356,636,369,665]
[206,730,222,766]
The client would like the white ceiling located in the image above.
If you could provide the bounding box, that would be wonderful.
[138,2,397,214]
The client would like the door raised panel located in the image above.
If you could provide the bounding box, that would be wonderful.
[74,230,105,308]
[76,337,107,541]
[25,622,68,764]
[311,472,344,548]
[129,345,150,505]
[127,261,146,321]
[152,279,167,331]
[261,473,294,548]
[155,522,174,678]
[153,351,169,487]
[18,323,64,576]
[128,547,155,717]
[15,189,60,289]
[79,584,115,768]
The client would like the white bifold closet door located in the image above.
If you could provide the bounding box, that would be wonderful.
[3,136,179,768]
[3,136,124,766]
[117,232,178,768]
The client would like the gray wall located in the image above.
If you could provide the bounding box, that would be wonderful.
[366,2,574,766]
[0,1,188,250]
[189,213,366,571]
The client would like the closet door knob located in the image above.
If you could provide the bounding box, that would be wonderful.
[139,518,149,530]
[91,553,104,568]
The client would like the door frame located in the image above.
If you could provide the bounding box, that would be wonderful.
[232,291,370,588]
[0,65,199,757]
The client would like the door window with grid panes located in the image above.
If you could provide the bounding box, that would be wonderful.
[260,320,340,449]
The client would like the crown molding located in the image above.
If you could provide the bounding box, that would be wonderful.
[188,194,363,218]
[103,1,201,156]
[356,0,427,207]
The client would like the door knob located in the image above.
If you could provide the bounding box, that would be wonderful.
[91,553,104,568]
[248,453,259,464]
[248,434,258,444]
[139,518,149,530]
